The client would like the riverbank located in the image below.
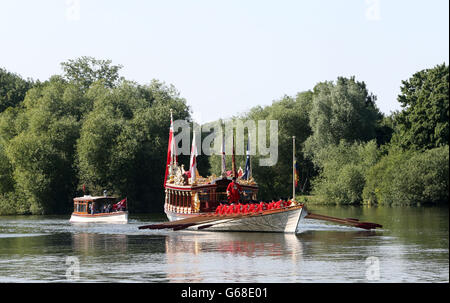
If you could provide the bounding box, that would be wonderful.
[296,195,449,207]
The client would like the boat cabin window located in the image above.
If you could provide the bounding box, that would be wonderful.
[74,198,118,214]
[76,202,87,213]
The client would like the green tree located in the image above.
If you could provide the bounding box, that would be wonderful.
[77,80,190,212]
[3,77,85,214]
[363,145,449,205]
[311,140,380,204]
[0,142,14,194]
[1,58,194,215]
[208,91,314,200]
[305,77,381,162]
[61,56,123,90]
[0,68,33,112]
[392,63,449,150]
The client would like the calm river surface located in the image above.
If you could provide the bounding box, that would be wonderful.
[0,205,448,283]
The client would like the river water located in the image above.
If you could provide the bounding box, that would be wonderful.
[0,205,447,283]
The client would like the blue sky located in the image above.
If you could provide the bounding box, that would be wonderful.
[0,0,448,123]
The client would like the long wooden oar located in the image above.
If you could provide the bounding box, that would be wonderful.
[138,215,219,230]
[140,213,252,231]
[305,212,382,230]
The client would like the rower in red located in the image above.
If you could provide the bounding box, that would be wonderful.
[226,177,242,204]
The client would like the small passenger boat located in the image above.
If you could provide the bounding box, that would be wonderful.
[69,195,128,223]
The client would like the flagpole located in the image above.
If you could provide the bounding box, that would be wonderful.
[232,130,237,178]
[293,136,296,202]
[164,109,175,186]
[221,123,226,178]
[248,137,251,180]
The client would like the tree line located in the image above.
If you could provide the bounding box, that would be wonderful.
[0,58,448,215]
[208,64,448,206]
[0,57,190,214]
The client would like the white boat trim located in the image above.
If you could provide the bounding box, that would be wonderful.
[69,211,128,223]
[164,206,307,233]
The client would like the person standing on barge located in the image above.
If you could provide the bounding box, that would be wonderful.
[226,177,242,205]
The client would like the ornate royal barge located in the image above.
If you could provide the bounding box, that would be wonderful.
[140,111,307,233]
[139,111,382,233]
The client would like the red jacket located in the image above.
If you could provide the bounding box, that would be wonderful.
[226,181,242,203]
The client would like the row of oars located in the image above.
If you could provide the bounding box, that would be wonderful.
[138,205,304,231]
[304,213,382,230]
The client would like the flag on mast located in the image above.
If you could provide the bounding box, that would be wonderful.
[221,130,226,176]
[164,110,177,186]
[232,132,237,177]
[242,138,251,180]
[113,197,127,211]
[189,131,198,184]
[294,158,299,188]
[292,136,296,201]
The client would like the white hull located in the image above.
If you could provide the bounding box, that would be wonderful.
[69,211,128,223]
[165,207,307,233]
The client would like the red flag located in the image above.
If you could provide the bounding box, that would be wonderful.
[294,159,299,188]
[164,111,177,186]
[114,198,127,210]
[189,131,198,183]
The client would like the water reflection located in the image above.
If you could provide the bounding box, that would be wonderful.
[72,233,129,255]
[165,232,303,257]
[0,206,447,282]
[162,232,304,282]
[161,229,388,282]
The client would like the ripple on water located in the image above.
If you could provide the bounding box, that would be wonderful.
[0,233,48,238]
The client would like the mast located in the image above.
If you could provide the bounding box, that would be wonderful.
[164,109,176,186]
[292,136,296,201]
[243,137,251,180]
[232,129,237,178]
[189,130,198,184]
[221,124,226,177]
[170,109,177,166]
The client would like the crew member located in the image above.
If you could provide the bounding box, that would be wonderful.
[226,177,242,204]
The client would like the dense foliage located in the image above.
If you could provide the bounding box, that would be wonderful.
[213,91,314,200]
[309,64,448,205]
[363,145,449,205]
[392,63,449,150]
[311,140,380,204]
[0,59,189,214]
[304,77,381,161]
[76,80,190,212]
[0,68,33,112]
[209,66,448,205]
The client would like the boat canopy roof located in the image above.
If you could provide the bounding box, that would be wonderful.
[165,162,258,190]
[73,195,117,202]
